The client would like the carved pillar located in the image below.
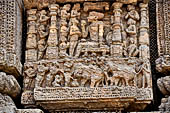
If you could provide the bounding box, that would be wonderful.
[26,9,38,62]
[46,4,59,60]
[111,2,123,57]
[23,8,38,108]
[139,3,150,60]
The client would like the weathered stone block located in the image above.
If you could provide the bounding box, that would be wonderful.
[0,0,23,77]
[0,93,17,113]
[0,72,21,98]
[0,93,43,113]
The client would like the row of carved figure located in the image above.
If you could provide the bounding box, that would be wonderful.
[24,59,151,89]
[26,2,149,61]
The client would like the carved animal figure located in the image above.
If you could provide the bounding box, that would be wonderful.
[108,71,135,86]
[106,61,137,86]
[73,63,106,87]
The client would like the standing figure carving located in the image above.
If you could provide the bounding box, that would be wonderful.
[126,38,139,57]
[59,4,71,57]
[24,63,36,90]
[81,20,88,39]
[35,63,49,87]
[124,5,140,57]
[135,60,151,88]
[69,4,81,57]
[38,10,49,60]
[46,63,60,87]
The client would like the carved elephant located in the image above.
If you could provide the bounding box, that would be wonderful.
[106,61,137,87]
[108,71,136,86]
[73,63,106,87]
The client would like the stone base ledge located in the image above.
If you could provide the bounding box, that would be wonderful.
[34,87,153,101]
[16,109,44,113]
[34,87,152,111]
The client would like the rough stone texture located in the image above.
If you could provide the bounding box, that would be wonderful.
[157,75,170,112]
[0,92,44,113]
[0,93,17,113]
[22,0,153,112]
[0,72,21,98]
[157,76,170,96]
[156,0,170,112]
[16,109,44,113]
[0,0,23,77]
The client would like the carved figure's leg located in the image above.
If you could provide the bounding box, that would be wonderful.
[69,41,78,57]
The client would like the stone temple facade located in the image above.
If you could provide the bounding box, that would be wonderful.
[0,0,169,113]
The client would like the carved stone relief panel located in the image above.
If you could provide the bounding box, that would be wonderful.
[156,0,170,74]
[156,0,170,112]
[0,0,23,77]
[22,0,152,112]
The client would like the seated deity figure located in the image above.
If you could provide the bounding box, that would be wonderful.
[59,41,69,57]
[52,74,62,87]
[126,38,139,57]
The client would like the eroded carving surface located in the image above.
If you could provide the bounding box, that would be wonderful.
[0,72,21,98]
[0,93,17,113]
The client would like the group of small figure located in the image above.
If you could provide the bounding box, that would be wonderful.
[26,2,150,61]
[23,58,151,89]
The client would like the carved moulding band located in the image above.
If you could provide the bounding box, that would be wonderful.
[23,0,149,10]
[34,86,153,111]
[34,87,153,100]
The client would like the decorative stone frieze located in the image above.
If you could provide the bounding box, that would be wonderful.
[22,0,152,112]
